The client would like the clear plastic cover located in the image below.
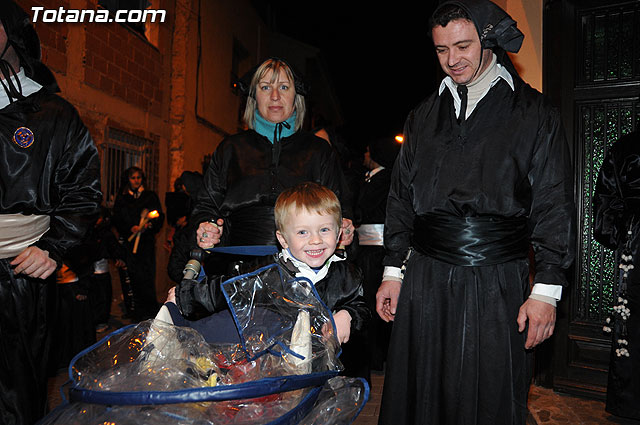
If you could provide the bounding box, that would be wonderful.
[40,263,367,424]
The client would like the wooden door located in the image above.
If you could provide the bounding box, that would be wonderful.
[543,0,640,398]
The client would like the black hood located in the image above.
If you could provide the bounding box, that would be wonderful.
[433,0,524,53]
[0,0,58,94]
[432,0,524,77]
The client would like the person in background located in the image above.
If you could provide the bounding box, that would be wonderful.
[376,1,574,423]
[165,171,203,252]
[593,130,640,422]
[354,137,401,373]
[166,171,204,283]
[0,2,101,422]
[88,206,119,333]
[112,166,164,321]
[48,258,95,373]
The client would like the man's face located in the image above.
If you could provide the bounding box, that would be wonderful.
[432,18,491,85]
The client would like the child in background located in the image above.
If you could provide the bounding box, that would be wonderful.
[171,182,370,376]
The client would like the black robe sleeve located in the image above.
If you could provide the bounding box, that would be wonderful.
[593,147,624,250]
[527,104,575,286]
[31,101,102,264]
[175,274,228,320]
[383,104,423,268]
[317,261,370,332]
[593,131,640,250]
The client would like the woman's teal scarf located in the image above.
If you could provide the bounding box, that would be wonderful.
[254,111,296,143]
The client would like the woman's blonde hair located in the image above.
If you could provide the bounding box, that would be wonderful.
[243,58,306,131]
[275,182,342,233]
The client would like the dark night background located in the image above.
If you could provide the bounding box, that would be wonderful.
[253,1,443,149]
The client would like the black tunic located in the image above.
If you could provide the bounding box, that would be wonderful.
[379,78,574,425]
[190,129,349,247]
[112,189,164,320]
[354,168,394,371]
[0,88,101,425]
[593,131,640,421]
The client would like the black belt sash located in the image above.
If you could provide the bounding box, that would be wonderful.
[412,213,529,266]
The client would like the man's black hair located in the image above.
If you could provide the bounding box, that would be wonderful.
[429,4,471,29]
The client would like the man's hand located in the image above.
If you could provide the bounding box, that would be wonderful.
[197,218,224,249]
[339,218,354,247]
[517,298,556,349]
[10,246,57,279]
[376,280,402,322]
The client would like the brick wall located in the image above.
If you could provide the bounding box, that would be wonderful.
[17,0,165,118]
[21,0,70,75]
[84,22,164,116]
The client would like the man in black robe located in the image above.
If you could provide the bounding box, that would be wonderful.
[375,1,574,424]
[0,2,101,423]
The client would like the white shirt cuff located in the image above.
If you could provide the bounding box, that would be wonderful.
[531,283,562,301]
[383,266,403,281]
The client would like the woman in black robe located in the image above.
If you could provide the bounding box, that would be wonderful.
[593,130,640,421]
[112,167,164,320]
[182,58,353,273]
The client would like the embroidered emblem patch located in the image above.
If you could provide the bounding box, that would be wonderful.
[13,127,34,148]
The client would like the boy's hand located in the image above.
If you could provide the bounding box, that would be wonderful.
[333,310,352,344]
[197,218,224,248]
[376,280,401,322]
[339,218,355,247]
[166,286,176,304]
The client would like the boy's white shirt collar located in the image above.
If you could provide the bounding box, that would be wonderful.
[279,248,344,284]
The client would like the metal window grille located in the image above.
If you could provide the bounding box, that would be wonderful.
[101,127,158,207]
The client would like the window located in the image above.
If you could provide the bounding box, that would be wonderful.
[101,127,158,206]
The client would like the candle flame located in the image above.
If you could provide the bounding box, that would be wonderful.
[148,210,160,219]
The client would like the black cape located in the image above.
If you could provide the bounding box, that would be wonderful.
[190,129,350,247]
[0,88,101,425]
[112,189,164,319]
[379,77,574,424]
[593,131,640,421]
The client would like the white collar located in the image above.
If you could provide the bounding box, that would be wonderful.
[0,68,43,109]
[128,186,145,198]
[438,56,514,97]
[279,248,344,284]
